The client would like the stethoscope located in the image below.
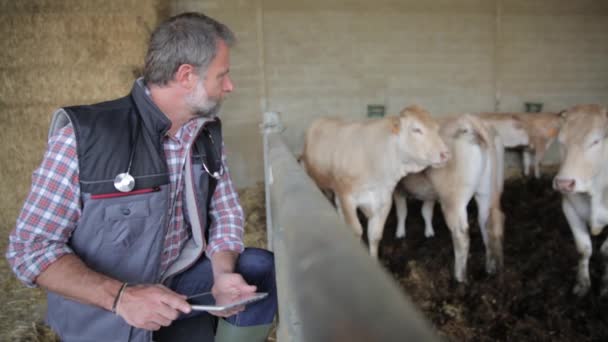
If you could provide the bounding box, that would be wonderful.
[200,126,224,180]
[114,118,142,192]
[113,120,224,193]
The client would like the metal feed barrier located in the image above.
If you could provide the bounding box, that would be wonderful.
[261,112,440,342]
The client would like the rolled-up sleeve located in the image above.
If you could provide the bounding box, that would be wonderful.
[205,145,245,258]
[6,124,81,287]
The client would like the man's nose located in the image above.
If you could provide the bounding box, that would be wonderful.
[223,75,234,93]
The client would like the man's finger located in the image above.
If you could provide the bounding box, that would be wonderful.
[151,313,173,327]
[157,303,181,321]
[241,284,257,293]
[160,293,191,314]
[143,322,162,331]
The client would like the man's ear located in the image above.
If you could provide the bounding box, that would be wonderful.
[174,64,198,89]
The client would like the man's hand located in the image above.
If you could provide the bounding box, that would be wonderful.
[116,284,191,331]
[210,273,256,318]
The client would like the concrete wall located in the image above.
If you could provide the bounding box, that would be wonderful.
[174,0,608,186]
[500,0,608,110]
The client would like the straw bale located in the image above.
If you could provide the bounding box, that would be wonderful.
[1,13,155,37]
[0,0,159,16]
[171,0,257,13]
[1,35,148,69]
[1,66,142,106]
[1,14,150,69]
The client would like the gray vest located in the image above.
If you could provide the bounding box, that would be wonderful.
[45,81,222,342]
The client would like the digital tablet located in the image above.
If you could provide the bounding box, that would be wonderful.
[187,292,268,312]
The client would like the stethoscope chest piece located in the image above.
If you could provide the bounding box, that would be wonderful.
[114,172,135,192]
[114,115,142,193]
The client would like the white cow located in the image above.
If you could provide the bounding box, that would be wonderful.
[553,104,608,296]
[478,112,561,178]
[394,114,505,282]
[300,105,450,258]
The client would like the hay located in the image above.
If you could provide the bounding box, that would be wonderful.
[239,182,268,249]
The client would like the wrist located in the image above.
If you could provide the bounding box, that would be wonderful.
[101,280,124,312]
[211,250,238,278]
[111,282,129,314]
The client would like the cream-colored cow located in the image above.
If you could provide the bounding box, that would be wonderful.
[478,112,561,178]
[394,114,505,282]
[300,105,450,258]
[553,104,608,296]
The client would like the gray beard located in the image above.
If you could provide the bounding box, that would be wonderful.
[195,98,222,118]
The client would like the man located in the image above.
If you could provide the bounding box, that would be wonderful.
[6,12,277,342]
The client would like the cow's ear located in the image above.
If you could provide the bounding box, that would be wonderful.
[400,104,423,117]
[391,116,401,134]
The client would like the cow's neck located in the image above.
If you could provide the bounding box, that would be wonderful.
[589,149,608,234]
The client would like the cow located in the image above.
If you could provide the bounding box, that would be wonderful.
[552,104,608,296]
[394,114,505,282]
[300,105,450,258]
[477,112,561,178]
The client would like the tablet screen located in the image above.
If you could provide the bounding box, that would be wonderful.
[187,292,268,312]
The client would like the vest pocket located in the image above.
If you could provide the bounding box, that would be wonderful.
[103,200,150,249]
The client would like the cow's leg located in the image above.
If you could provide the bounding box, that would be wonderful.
[487,206,504,275]
[334,194,344,219]
[393,190,408,239]
[367,201,393,259]
[442,201,470,283]
[532,137,550,179]
[600,235,608,296]
[474,194,504,274]
[562,197,593,296]
[475,194,490,246]
[522,150,532,177]
[533,151,542,179]
[322,189,336,208]
[337,193,364,238]
[421,200,435,238]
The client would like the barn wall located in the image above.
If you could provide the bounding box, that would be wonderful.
[174,0,608,183]
[500,0,608,111]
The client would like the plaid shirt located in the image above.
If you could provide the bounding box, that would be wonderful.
[7,118,244,287]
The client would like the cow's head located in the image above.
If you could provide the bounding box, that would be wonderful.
[440,114,491,148]
[395,105,450,170]
[553,104,608,193]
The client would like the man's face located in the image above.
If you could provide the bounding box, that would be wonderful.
[185,39,234,117]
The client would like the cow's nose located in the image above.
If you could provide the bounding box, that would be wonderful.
[554,178,575,192]
[440,151,450,162]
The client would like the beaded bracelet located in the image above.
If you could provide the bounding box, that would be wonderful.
[111,282,129,314]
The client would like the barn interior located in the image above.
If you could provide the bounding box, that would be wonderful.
[1,0,608,340]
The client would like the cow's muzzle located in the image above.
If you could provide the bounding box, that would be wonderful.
[431,150,451,168]
[553,177,576,193]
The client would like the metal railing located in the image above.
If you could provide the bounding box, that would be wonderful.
[261,112,440,342]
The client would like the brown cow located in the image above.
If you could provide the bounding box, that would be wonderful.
[477,112,561,178]
[394,114,505,282]
[300,105,450,258]
[553,104,608,296]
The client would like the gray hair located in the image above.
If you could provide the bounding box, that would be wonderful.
[143,12,235,86]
